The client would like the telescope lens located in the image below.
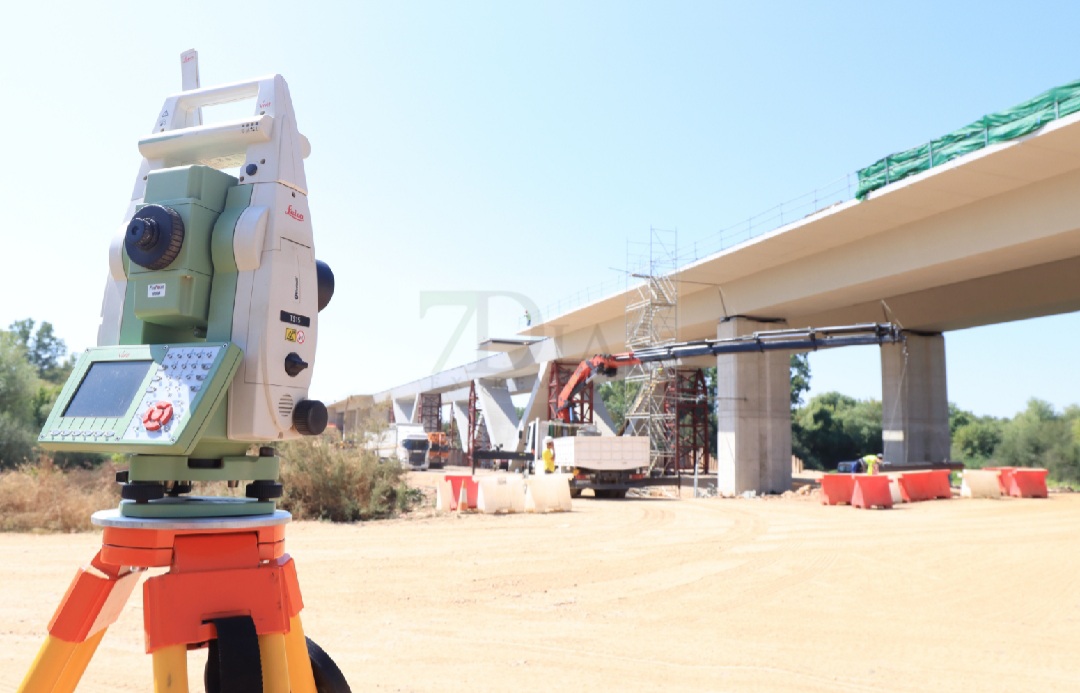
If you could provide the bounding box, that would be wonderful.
[125,204,185,270]
[128,218,159,250]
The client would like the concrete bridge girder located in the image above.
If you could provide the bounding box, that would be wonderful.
[358,113,1080,492]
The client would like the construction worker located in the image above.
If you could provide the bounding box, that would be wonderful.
[542,436,556,474]
[524,310,532,326]
[861,453,883,475]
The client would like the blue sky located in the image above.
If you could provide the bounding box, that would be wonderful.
[2,1,1079,419]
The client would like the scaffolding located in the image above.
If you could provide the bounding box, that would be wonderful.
[667,368,710,474]
[419,393,442,432]
[623,227,678,474]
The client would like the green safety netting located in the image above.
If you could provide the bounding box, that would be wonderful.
[856,79,1080,199]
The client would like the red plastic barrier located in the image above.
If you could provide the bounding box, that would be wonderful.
[983,467,1016,495]
[461,478,480,508]
[852,475,893,509]
[1007,468,1049,498]
[820,474,856,505]
[445,475,466,510]
[897,470,952,502]
[445,475,481,510]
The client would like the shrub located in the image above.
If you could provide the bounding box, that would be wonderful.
[0,459,119,532]
[0,413,37,468]
[277,436,417,521]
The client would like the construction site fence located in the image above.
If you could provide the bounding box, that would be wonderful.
[856,78,1080,199]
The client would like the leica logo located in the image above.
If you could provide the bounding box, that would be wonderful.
[119,351,131,358]
[286,205,305,221]
[259,100,272,109]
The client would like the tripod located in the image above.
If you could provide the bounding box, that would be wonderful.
[18,509,349,692]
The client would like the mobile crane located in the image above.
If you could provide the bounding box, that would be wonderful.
[548,322,905,496]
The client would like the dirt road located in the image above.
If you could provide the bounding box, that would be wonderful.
[1,490,1078,692]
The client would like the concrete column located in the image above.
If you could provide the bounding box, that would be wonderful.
[881,333,950,463]
[591,394,617,436]
[515,361,552,451]
[475,379,520,451]
[716,317,792,495]
[392,397,415,424]
[450,401,470,450]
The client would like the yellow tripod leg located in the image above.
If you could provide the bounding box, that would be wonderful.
[18,630,103,693]
[283,615,318,693]
[152,644,189,692]
[258,632,291,693]
[53,629,107,692]
[18,635,78,693]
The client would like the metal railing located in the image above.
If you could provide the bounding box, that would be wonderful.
[539,172,857,323]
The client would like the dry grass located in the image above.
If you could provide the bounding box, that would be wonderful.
[0,432,424,532]
[278,436,419,522]
[0,460,119,532]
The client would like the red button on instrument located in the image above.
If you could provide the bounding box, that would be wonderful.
[142,401,174,432]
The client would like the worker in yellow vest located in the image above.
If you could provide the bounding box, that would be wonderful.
[861,453,883,475]
[542,436,556,473]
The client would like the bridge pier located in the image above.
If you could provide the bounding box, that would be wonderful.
[716,317,792,495]
[392,394,418,424]
[881,333,951,464]
[474,379,520,451]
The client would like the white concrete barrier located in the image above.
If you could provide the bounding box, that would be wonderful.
[507,477,526,513]
[476,476,527,514]
[435,478,455,512]
[962,470,1002,498]
[525,474,573,512]
[477,476,511,514]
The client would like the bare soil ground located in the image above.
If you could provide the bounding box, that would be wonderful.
[1,476,1078,692]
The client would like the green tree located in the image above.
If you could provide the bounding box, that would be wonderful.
[948,403,1004,466]
[0,331,40,466]
[790,353,810,409]
[597,379,641,431]
[8,319,69,383]
[949,403,974,435]
[792,392,882,470]
[951,419,1004,465]
[996,399,1079,483]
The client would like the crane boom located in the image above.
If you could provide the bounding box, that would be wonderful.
[555,322,904,422]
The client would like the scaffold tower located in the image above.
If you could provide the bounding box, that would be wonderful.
[623,227,678,473]
[419,393,442,432]
[667,368,710,474]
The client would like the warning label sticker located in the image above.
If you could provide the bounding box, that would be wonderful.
[148,283,166,298]
[286,328,306,344]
